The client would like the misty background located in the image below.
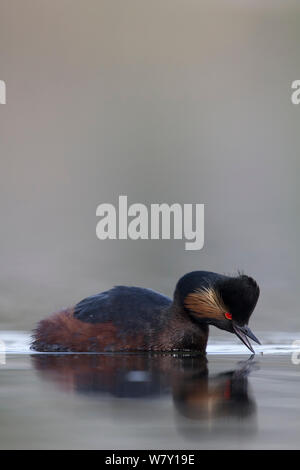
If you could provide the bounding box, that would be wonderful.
[0,0,299,334]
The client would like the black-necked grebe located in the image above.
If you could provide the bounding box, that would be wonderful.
[31,270,260,353]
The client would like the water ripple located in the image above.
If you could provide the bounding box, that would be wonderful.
[1,330,299,356]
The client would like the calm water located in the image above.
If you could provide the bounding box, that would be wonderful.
[0,332,300,449]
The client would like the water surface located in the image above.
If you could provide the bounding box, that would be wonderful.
[0,332,299,449]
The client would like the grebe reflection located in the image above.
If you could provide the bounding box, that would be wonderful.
[32,354,257,425]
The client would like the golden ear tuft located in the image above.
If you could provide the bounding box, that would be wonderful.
[184,287,227,319]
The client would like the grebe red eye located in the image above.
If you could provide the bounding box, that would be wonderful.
[225,312,232,320]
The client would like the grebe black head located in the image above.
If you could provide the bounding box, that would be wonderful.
[175,271,260,353]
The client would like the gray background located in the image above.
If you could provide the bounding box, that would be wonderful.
[0,0,299,333]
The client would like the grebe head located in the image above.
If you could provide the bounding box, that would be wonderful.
[175,271,260,353]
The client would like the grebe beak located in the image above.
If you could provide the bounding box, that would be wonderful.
[233,323,261,354]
